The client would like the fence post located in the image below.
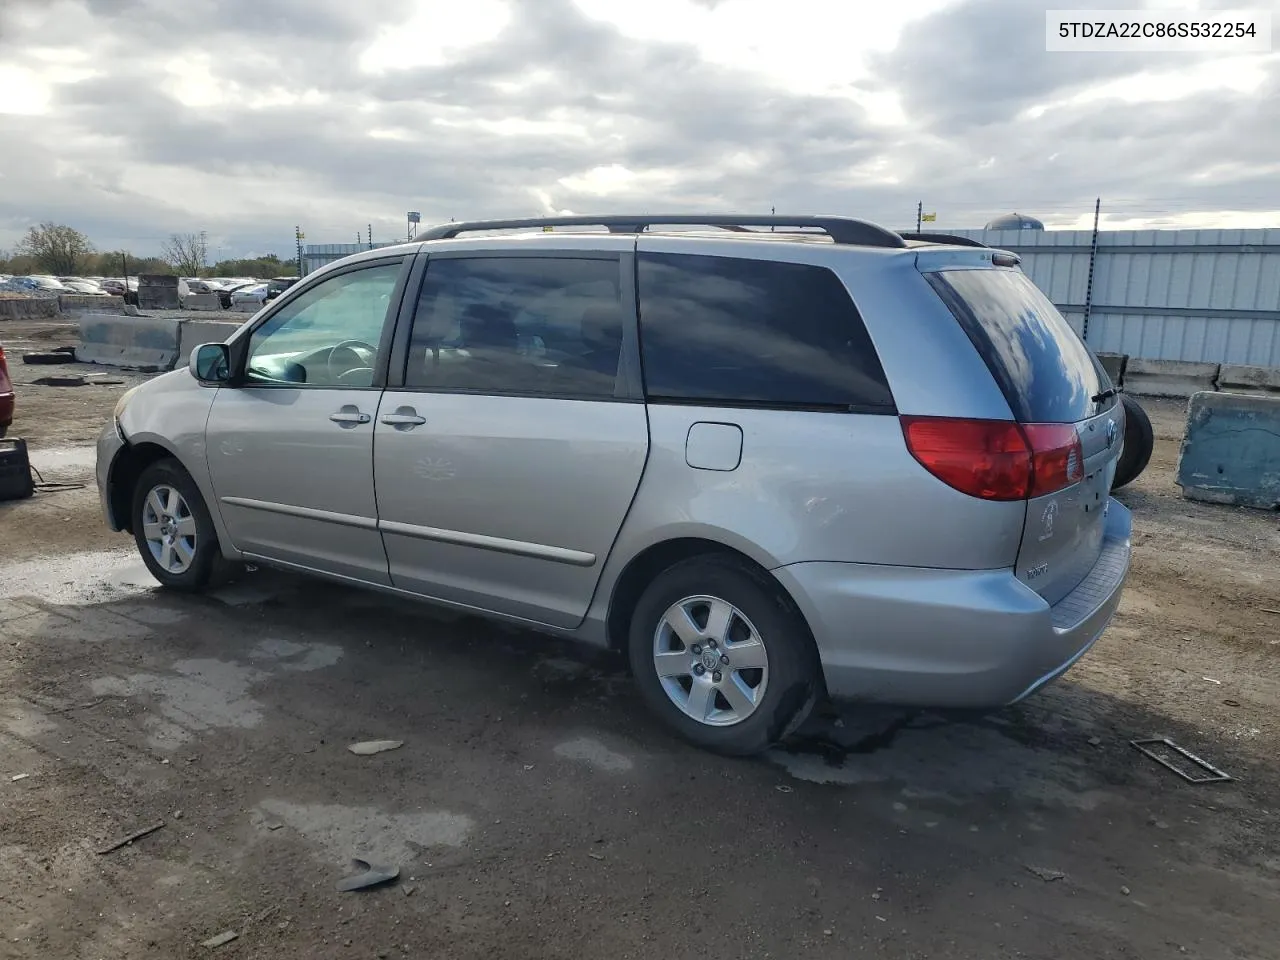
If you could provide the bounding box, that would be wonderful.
[1082,197,1100,342]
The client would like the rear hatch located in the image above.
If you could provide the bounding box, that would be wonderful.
[925,265,1123,604]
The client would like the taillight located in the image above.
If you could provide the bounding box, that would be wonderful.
[901,416,1083,501]
[0,346,10,387]
[1021,423,1083,496]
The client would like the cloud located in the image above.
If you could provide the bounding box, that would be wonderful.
[0,0,1277,259]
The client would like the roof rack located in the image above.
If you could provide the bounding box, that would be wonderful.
[419,215,908,249]
[898,232,989,248]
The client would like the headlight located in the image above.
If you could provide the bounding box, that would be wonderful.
[113,385,140,421]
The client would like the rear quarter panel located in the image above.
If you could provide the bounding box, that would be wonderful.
[605,404,1027,571]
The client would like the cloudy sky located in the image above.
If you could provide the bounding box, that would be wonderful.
[1,0,1277,260]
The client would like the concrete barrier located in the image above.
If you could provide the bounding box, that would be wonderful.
[183,293,222,311]
[177,318,243,366]
[76,313,182,371]
[1217,364,1280,396]
[1124,358,1220,398]
[58,294,125,314]
[1176,391,1280,509]
[0,297,59,321]
[137,275,180,311]
[1095,352,1128,387]
[233,300,262,313]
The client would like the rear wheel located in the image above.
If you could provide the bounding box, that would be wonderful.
[1112,393,1154,491]
[131,459,223,591]
[628,556,820,756]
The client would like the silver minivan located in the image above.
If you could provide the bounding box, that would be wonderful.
[97,215,1131,755]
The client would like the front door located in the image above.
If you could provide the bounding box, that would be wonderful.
[205,258,408,584]
[373,249,649,628]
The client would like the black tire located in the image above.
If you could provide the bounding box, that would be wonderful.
[628,555,820,756]
[1112,393,1154,491]
[131,458,223,591]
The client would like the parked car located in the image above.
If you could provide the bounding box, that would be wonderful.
[0,343,13,437]
[61,279,109,295]
[265,276,300,301]
[229,283,268,309]
[13,276,70,294]
[96,214,1132,756]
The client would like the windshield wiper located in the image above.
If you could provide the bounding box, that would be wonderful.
[1092,387,1117,403]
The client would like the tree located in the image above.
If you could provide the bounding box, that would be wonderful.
[210,253,295,279]
[161,232,208,277]
[16,222,95,275]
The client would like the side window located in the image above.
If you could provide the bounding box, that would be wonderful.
[406,257,623,399]
[245,262,402,387]
[637,252,895,411]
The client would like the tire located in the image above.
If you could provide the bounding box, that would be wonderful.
[131,459,224,591]
[1112,393,1154,491]
[628,555,820,756]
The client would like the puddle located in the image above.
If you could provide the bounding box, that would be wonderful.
[767,709,1121,811]
[254,800,472,864]
[0,550,154,604]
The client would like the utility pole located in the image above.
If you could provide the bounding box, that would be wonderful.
[295,225,305,278]
[1082,197,1101,343]
[916,201,923,233]
[367,224,373,250]
[199,230,208,276]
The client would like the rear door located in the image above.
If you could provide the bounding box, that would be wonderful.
[925,266,1123,604]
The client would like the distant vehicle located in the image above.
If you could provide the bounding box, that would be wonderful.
[186,280,234,309]
[265,276,300,301]
[230,284,268,310]
[61,280,109,295]
[18,276,70,293]
[0,342,13,437]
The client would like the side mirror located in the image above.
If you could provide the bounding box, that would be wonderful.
[189,343,230,384]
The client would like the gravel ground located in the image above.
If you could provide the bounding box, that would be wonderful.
[1,320,1277,960]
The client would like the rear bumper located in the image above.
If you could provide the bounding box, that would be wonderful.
[773,499,1133,709]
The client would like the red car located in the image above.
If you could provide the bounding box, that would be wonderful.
[0,344,14,437]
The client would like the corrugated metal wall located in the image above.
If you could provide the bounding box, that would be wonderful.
[950,228,1280,367]
[305,228,1280,368]
[301,242,402,275]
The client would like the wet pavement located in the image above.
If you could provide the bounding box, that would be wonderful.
[2,545,1278,959]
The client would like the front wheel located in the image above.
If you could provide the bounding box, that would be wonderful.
[131,459,223,591]
[628,556,820,756]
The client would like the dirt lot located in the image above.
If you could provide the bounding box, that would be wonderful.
[2,320,1278,960]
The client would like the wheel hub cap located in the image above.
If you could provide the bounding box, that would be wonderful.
[652,595,770,728]
[141,485,197,575]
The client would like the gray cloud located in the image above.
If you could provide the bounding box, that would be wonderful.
[1,0,1277,258]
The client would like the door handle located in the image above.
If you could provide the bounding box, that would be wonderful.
[380,412,427,427]
[329,410,371,425]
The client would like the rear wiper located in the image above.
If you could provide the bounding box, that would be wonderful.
[1092,387,1117,403]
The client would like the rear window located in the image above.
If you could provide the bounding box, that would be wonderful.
[927,268,1109,423]
[637,252,894,412]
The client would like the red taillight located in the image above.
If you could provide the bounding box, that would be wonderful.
[0,346,10,388]
[901,416,1083,501]
[1021,423,1084,497]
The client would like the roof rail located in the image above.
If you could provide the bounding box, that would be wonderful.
[419,215,908,249]
[898,232,989,248]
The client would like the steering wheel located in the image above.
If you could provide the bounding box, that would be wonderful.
[326,339,376,382]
